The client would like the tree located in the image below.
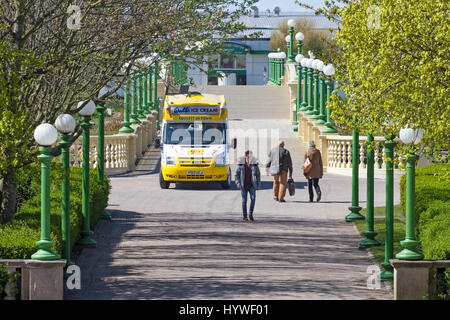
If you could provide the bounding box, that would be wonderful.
[269,18,333,58]
[296,0,449,158]
[0,0,256,224]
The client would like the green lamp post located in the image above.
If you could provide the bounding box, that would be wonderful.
[314,61,327,125]
[130,74,141,124]
[32,124,61,260]
[137,73,146,119]
[322,64,338,134]
[267,54,272,84]
[310,59,322,119]
[305,58,315,115]
[119,78,134,133]
[76,100,97,248]
[287,19,296,62]
[147,67,153,111]
[359,133,381,248]
[295,32,304,56]
[299,58,308,111]
[280,52,286,81]
[55,114,77,267]
[293,53,305,132]
[345,126,365,222]
[396,128,424,260]
[143,71,150,114]
[96,89,112,220]
[153,61,160,130]
[380,134,397,281]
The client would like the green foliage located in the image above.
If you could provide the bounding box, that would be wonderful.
[269,18,333,58]
[326,0,449,158]
[420,208,450,260]
[0,263,9,297]
[0,162,110,259]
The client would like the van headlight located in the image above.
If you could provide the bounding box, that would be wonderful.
[163,156,176,166]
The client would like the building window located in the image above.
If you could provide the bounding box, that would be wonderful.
[236,55,246,69]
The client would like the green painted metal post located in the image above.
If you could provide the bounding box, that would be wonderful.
[305,68,315,115]
[346,129,365,222]
[143,72,150,114]
[76,116,96,247]
[153,61,160,131]
[380,135,396,281]
[293,63,302,132]
[396,149,424,260]
[315,73,327,125]
[288,27,295,62]
[137,73,146,119]
[96,103,105,182]
[274,59,279,85]
[148,67,153,109]
[297,40,302,56]
[359,133,381,248]
[323,78,338,133]
[31,146,60,260]
[58,134,74,267]
[119,79,134,133]
[130,75,141,124]
[299,66,308,111]
[96,102,111,220]
[310,70,321,118]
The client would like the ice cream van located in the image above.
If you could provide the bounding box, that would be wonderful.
[159,91,236,189]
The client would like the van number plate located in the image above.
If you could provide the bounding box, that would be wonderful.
[186,171,204,175]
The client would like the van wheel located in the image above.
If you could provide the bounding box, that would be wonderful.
[159,171,170,189]
[221,169,231,189]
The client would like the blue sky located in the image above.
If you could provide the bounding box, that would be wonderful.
[253,0,326,12]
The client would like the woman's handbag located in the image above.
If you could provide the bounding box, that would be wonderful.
[288,178,295,196]
[303,156,312,174]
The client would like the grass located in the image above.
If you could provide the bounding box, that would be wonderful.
[354,205,406,266]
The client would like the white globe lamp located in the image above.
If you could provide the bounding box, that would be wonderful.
[34,123,58,146]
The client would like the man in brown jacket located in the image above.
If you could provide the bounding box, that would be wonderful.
[266,140,293,202]
[304,140,323,202]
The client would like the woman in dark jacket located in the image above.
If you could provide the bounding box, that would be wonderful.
[304,141,323,202]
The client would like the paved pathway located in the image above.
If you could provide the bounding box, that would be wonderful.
[65,86,397,300]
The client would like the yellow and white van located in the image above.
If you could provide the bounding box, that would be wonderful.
[159,92,236,189]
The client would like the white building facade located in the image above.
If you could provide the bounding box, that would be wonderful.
[186,11,338,86]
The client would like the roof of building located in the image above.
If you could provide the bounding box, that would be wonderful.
[239,11,338,29]
[233,11,338,40]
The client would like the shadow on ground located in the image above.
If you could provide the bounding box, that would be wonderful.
[65,209,390,300]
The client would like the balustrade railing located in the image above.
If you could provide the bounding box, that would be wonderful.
[68,112,157,175]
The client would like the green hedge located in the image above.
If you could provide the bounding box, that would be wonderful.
[420,201,450,260]
[0,162,110,259]
[399,163,450,260]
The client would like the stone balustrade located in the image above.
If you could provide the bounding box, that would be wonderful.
[68,111,158,175]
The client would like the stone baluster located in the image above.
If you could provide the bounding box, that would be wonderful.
[360,141,366,169]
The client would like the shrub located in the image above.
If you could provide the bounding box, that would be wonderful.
[0,161,110,259]
[400,163,450,215]
[420,212,450,260]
